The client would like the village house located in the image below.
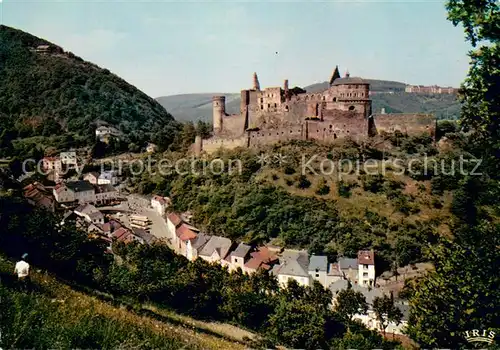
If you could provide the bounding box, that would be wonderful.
[53,180,95,204]
[308,255,329,287]
[358,250,376,287]
[175,223,199,256]
[98,170,119,185]
[186,232,211,261]
[337,257,359,283]
[95,184,117,203]
[74,204,104,225]
[243,246,279,274]
[272,250,311,287]
[83,172,99,185]
[132,228,157,245]
[166,213,182,236]
[60,151,78,169]
[329,280,408,334]
[222,243,252,272]
[23,182,55,212]
[42,156,62,173]
[151,195,170,216]
[95,126,121,141]
[112,227,134,244]
[146,143,158,153]
[198,236,234,263]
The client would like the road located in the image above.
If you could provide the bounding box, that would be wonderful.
[122,195,174,247]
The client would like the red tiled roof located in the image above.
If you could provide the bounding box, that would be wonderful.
[112,227,130,240]
[358,250,375,265]
[102,222,111,233]
[167,213,182,227]
[176,223,198,241]
[245,247,278,270]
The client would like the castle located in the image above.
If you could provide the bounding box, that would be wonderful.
[195,67,436,154]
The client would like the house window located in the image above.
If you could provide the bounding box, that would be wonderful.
[315,273,320,278]
[364,264,369,269]
[363,272,368,277]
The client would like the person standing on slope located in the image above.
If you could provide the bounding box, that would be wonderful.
[14,253,30,290]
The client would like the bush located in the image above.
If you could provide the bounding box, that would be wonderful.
[296,175,311,189]
[315,178,330,195]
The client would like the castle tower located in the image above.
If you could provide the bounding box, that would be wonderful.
[253,72,260,91]
[329,66,341,86]
[284,79,289,101]
[212,96,225,133]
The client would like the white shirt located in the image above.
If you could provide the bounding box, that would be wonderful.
[14,260,29,278]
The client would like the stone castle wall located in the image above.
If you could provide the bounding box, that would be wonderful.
[198,71,436,154]
[372,113,436,137]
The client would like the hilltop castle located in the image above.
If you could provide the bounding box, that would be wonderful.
[194,67,435,154]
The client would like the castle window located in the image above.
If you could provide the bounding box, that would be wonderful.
[261,105,263,110]
[274,103,277,108]
[290,130,292,133]
[334,133,337,139]
[329,125,332,129]
[269,133,271,136]
[268,104,270,108]
[348,106,355,111]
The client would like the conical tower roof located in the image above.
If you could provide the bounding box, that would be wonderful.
[329,65,341,85]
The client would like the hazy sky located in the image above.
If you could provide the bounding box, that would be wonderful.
[1,0,470,98]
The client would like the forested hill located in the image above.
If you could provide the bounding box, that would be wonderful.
[0,25,180,154]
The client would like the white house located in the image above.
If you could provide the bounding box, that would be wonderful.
[358,250,376,287]
[186,233,211,261]
[74,204,104,225]
[98,170,118,185]
[198,236,233,263]
[95,184,117,203]
[166,212,183,243]
[53,181,96,204]
[83,172,99,185]
[308,255,329,287]
[60,151,78,169]
[272,250,311,288]
[151,195,170,216]
[146,143,158,153]
[95,126,121,141]
[222,243,252,272]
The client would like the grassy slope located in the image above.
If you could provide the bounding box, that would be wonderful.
[0,256,247,350]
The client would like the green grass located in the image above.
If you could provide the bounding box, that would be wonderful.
[0,257,245,350]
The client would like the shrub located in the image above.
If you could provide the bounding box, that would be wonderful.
[315,179,330,195]
[296,175,311,189]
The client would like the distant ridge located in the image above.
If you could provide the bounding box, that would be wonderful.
[156,79,460,123]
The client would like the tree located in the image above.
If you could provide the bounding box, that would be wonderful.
[372,294,403,336]
[405,223,500,348]
[335,287,368,323]
[446,0,500,164]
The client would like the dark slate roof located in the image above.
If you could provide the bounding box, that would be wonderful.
[308,255,328,272]
[331,77,368,86]
[338,257,358,270]
[273,250,310,277]
[191,233,211,250]
[231,243,252,258]
[65,180,94,193]
[132,228,156,245]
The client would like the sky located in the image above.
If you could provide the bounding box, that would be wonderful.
[0,0,471,98]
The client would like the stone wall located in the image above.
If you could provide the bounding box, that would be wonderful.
[372,113,436,137]
[201,136,248,153]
